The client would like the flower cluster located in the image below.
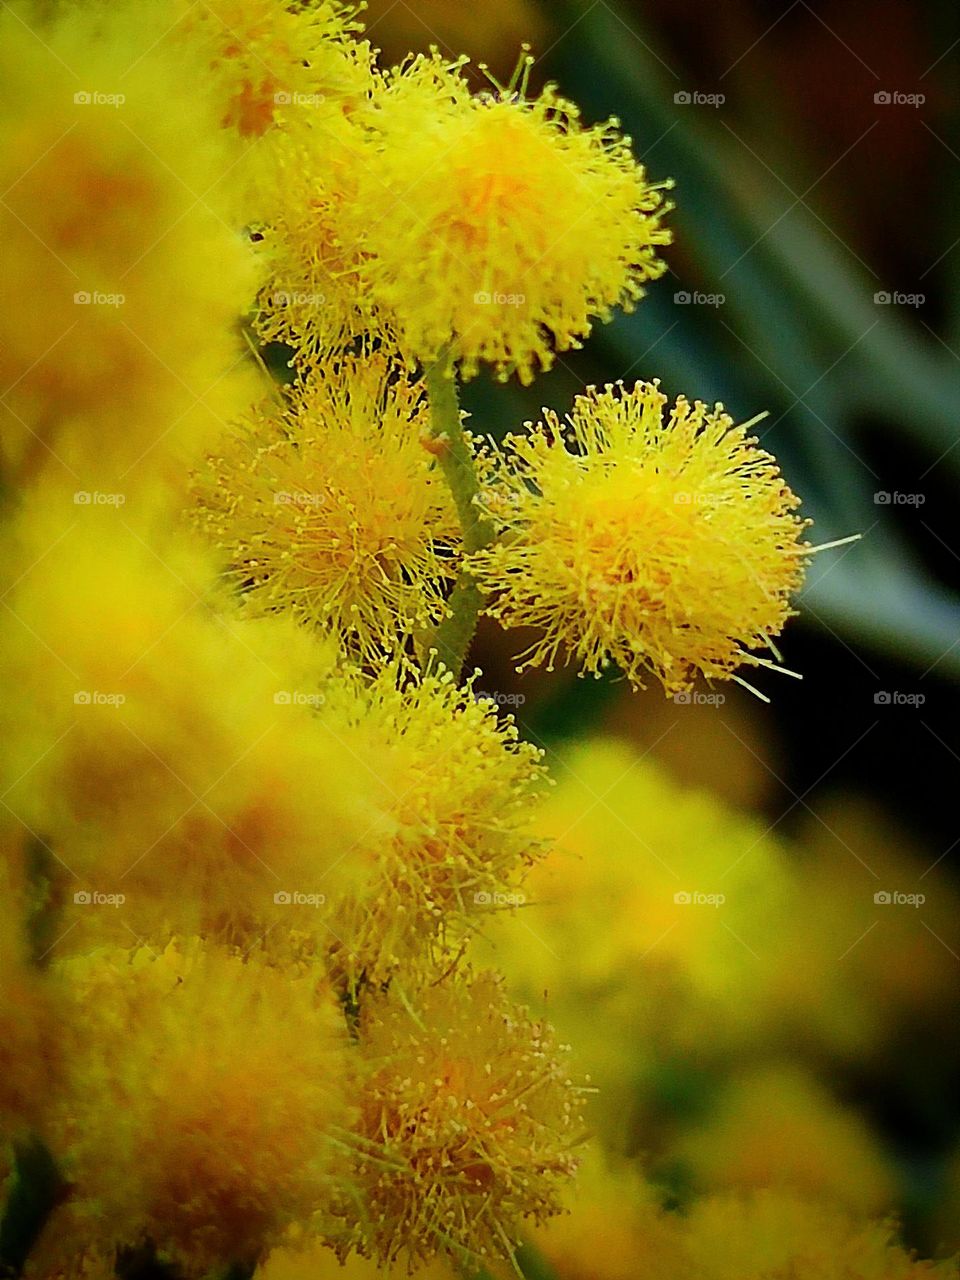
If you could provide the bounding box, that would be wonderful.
[0,0,886,1277]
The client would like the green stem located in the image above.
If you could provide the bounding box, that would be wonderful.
[0,1137,64,1278]
[424,349,495,678]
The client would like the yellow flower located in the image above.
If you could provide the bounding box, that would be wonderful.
[168,0,368,138]
[0,502,371,950]
[45,939,354,1276]
[0,5,257,492]
[341,972,583,1268]
[192,352,460,665]
[469,381,809,694]
[313,665,546,987]
[680,1189,955,1280]
[347,56,672,382]
[666,1064,897,1218]
[476,735,796,1144]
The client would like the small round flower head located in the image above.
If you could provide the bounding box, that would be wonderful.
[469,382,810,695]
[319,665,546,987]
[47,940,354,1276]
[349,56,672,383]
[0,6,257,492]
[169,0,368,138]
[681,1189,956,1280]
[192,352,460,665]
[0,503,370,948]
[342,972,583,1268]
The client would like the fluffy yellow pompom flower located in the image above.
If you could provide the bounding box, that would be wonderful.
[193,353,460,665]
[315,666,545,986]
[0,502,371,949]
[469,382,809,694]
[167,0,368,138]
[348,56,672,382]
[45,940,354,1276]
[340,973,583,1268]
[0,6,257,492]
[680,1189,956,1280]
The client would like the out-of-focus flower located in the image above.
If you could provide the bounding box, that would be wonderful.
[680,1189,956,1280]
[44,940,354,1276]
[470,382,809,693]
[347,56,671,383]
[664,1064,898,1217]
[0,504,371,949]
[192,352,459,665]
[0,6,257,493]
[341,972,584,1268]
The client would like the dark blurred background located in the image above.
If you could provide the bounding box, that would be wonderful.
[364,0,960,1250]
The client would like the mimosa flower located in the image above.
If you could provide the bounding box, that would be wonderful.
[0,7,257,491]
[0,507,371,948]
[348,57,672,382]
[469,381,810,694]
[317,665,545,987]
[47,940,354,1276]
[192,353,460,665]
[342,973,583,1268]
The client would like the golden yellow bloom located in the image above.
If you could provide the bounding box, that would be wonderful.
[167,0,367,138]
[348,57,672,382]
[477,735,796,1144]
[0,6,257,492]
[0,503,371,949]
[193,353,460,665]
[680,1189,955,1280]
[666,1064,897,1218]
[313,665,546,987]
[341,973,583,1268]
[469,382,809,693]
[46,940,354,1276]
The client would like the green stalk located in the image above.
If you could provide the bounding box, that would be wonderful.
[423,349,495,678]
